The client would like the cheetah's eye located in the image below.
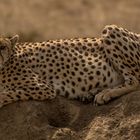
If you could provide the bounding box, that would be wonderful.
[0,46,6,50]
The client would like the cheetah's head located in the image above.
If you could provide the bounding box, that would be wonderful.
[0,35,19,67]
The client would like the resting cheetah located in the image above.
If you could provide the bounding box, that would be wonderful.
[0,25,139,107]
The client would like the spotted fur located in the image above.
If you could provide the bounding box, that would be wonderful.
[0,25,139,107]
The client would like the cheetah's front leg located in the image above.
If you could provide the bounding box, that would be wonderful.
[0,69,56,107]
[0,84,56,108]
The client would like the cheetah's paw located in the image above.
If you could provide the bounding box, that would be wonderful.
[94,89,113,106]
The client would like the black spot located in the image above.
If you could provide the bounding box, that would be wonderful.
[79,55,83,59]
[71,43,75,46]
[13,77,18,80]
[49,69,53,73]
[35,87,39,90]
[91,48,95,52]
[94,42,98,46]
[88,57,92,60]
[102,29,107,34]
[64,41,68,45]
[8,79,11,82]
[135,69,138,72]
[79,71,84,75]
[29,97,33,100]
[107,71,110,77]
[2,80,6,83]
[118,41,122,46]
[110,34,116,39]
[87,43,92,46]
[41,43,45,46]
[113,53,118,58]
[57,43,61,47]
[39,91,43,95]
[123,45,128,51]
[103,76,106,82]
[75,62,79,66]
[123,37,128,42]
[108,27,113,30]
[67,59,70,62]
[66,79,70,83]
[130,52,134,57]
[72,81,76,86]
[66,65,70,68]
[71,71,75,76]
[49,76,53,80]
[129,45,134,51]
[61,57,64,61]
[122,32,127,36]
[94,54,98,57]
[61,86,65,91]
[124,53,128,58]
[96,71,100,75]
[107,49,111,54]
[57,69,61,72]
[110,78,113,83]
[49,63,53,67]
[65,91,69,98]
[63,73,67,77]
[89,76,93,80]
[99,47,104,51]
[77,77,82,82]
[73,57,77,61]
[81,59,85,63]
[56,89,60,95]
[72,88,75,94]
[88,85,92,91]
[132,42,137,48]
[91,65,95,69]
[84,52,89,56]
[25,93,30,97]
[115,27,120,32]
[98,62,102,66]
[42,49,46,53]
[105,39,111,45]
[81,87,86,91]
[120,65,124,69]
[88,62,92,65]
[55,76,59,79]
[38,96,41,99]
[83,68,88,72]
[16,95,21,98]
[43,65,47,68]
[95,82,99,88]
[55,55,58,59]
[82,46,87,50]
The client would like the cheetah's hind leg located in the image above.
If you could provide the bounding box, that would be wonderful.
[94,76,139,106]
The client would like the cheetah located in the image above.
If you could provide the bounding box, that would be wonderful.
[0,25,139,107]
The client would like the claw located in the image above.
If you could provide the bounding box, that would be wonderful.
[79,94,95,104]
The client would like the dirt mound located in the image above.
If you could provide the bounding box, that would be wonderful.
[0,91,140,140]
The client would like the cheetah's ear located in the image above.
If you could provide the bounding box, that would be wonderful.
[10,35,19,46]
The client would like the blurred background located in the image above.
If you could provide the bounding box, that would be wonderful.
[0,0,140,42]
